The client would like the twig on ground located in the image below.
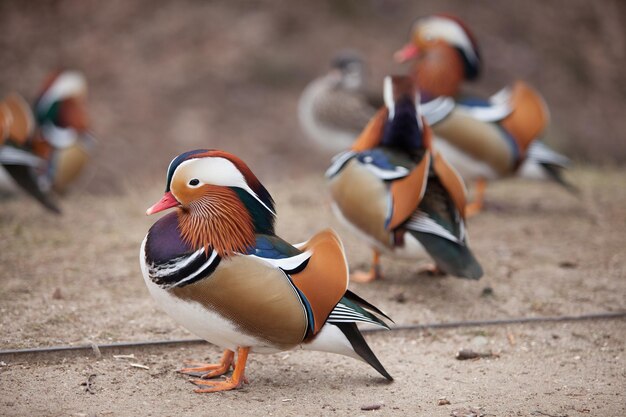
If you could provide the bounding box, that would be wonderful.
[81,374,97,394]
[531,411,569,417]
[455,349,499,360]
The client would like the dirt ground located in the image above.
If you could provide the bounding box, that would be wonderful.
[1,1,625,416]
[1,167,625,416]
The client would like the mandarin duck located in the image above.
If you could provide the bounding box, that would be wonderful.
[326,75,483,283]
[299,51,381,152]
[31,70,96,193]
[140,149,392,393]
[395,14,575,215]
[0,93,60,213]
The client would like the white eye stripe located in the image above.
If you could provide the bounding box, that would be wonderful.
[172,157,275,215]
[421,17,477,63]
[174,157,245,190]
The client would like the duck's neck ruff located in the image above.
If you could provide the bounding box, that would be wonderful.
[415,44,465,98]
[177,186,255,258]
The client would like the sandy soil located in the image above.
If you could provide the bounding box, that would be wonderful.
[0,1,625,415]
[1,321,624,417]
[0,167,625,416]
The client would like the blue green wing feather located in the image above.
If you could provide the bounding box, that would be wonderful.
[405,173,483,279]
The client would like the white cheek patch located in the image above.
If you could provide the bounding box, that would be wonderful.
[423,17,477,64]
[36,71,87,114]
[172,157,275,215]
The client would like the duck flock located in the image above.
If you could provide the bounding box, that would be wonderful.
[2,14,577,393]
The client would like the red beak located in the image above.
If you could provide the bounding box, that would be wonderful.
[146,191,180,215]
[394,44,419,63]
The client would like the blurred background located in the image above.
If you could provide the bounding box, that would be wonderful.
[1,4,625,414]
[0,0,624,194]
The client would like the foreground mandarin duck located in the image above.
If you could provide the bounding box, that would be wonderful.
[31,70,96,193]
[140,149,392,393]
[326,75,483,283]
[299,51,380,152]
[395,14,575,214]
[0,93,60,213]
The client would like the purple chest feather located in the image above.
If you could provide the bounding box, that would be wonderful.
[145,212,193,264]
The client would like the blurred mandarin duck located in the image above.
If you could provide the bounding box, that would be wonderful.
[326,75,483,283]
[31,70,96,193]
[395,14,575,215]
[140,149,392,393]
[0,92,60,213]
[299,51,381,152]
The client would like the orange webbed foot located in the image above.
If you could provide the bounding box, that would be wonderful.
[465,201,483,218]
[178,349,234,379]
[190,376,248,393]
[350,268,382,283]
[351,251,382,283]
[188,347,250,394]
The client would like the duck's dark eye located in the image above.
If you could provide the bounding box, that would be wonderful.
[189,179,200,186]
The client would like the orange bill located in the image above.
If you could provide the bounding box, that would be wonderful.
[394,43,419,63]
[147,191,180,215]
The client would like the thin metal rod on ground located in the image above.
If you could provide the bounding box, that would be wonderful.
[1,311,624,358]
[373,311,626,332]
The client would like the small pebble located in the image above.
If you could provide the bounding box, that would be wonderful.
[52,288,64,300]
[392,292,407,303]
[480,287,494,297]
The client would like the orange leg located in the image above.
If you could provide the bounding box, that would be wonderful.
[191,347,250,393]
[350,250,382,283]
[179,349,234,379]
[465,178,487,218]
